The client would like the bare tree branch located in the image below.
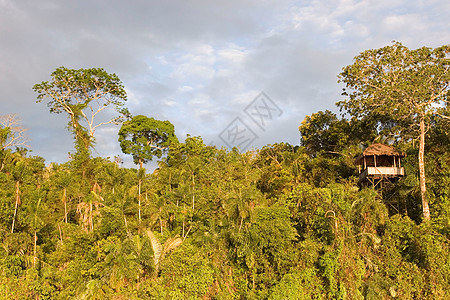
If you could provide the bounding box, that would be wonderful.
[0,114,30,150]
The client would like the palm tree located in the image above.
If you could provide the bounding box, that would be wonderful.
[10,159,30,233]
[146,230,182,275]
[76,182,104,233]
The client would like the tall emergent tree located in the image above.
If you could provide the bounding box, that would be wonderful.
[338,42,450,221]
[118,115,178,169]
[33,67,129,158]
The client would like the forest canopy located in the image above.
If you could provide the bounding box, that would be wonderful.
[0,43,449,299]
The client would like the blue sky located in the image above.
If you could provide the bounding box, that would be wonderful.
[1,0,449,168]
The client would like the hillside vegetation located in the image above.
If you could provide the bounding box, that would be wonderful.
[0,42,449,299]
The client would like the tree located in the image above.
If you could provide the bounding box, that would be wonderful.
[10,158,32,233]
[338,42,450,221]
[33,67,129,157]
[146,230,182,275]
[299,110,349,155]
[118,115,178,169]
[76,182,104,233]
[299,110,380,156]
[0,114,29,151]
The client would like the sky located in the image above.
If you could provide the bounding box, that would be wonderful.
[1,0,449,168]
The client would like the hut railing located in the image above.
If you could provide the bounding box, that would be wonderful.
[359,166,404,181]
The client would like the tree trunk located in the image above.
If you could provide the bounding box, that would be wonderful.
[11,181,20,233]
[191,172,195,211]
[419,118,430,221]
[124,214,129,234]
[138,180,142,229]
[63,187,68,223]
[33,231,37,267]
[89,201,93,232]
[58,223,63,244]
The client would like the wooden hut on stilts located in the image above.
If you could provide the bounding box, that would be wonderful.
[354,143,406,188]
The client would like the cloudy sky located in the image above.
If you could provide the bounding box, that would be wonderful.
[1,0,449,167]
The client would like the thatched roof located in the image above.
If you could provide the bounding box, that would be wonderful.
[354,143,406,165]
[361,143,405,156]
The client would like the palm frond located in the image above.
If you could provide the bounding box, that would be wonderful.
[146,230,162,269]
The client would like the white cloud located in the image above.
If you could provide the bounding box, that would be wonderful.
[178,85,194,92]
[218,44,247,64]
[382,14,424,33]
[170,44,217,81]
[0,0,449,164]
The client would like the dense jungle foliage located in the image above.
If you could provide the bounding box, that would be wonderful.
[1,120,449,299]
[1,43,449,299]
